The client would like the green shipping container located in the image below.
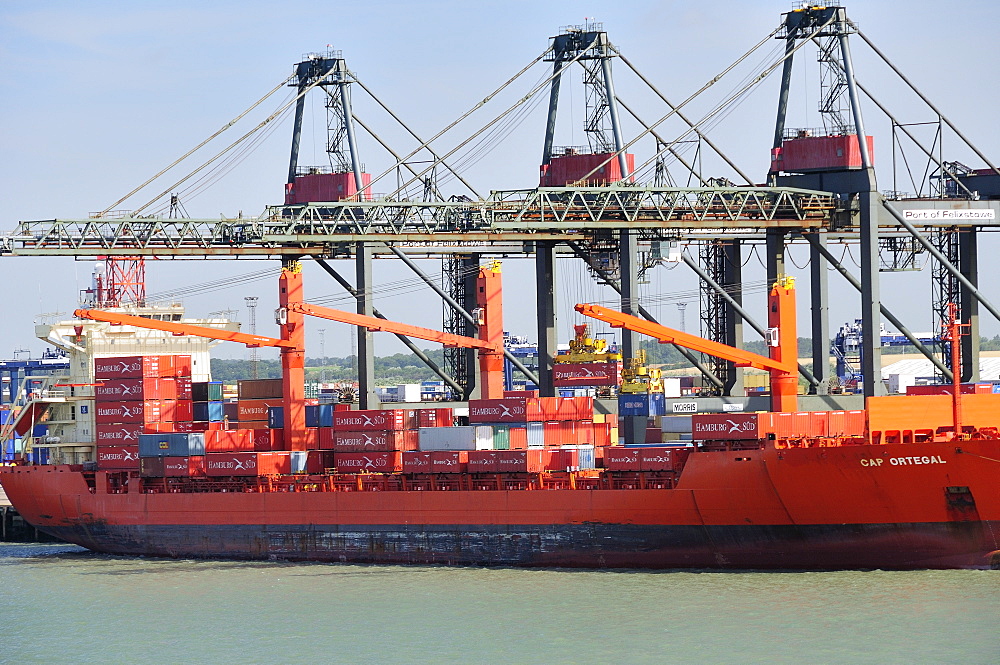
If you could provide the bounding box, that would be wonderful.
[492,424,510,450]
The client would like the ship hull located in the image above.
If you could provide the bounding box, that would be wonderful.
[4,439,1000,569]
[33,520,1000,570]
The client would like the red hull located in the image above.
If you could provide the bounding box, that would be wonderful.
[3,440,1000,569]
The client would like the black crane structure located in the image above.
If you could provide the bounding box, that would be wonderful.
[5,5,1000,409]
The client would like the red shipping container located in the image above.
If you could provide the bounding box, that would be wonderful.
[171,400,194,423]
[172,420,196,432]
[417,408,455,428]
[639,447,678,471]
[556,396,595,420]
[94,355,190,379]
[224,402,240,421]
[237,399,279,421]
[236,378,283,400]
[205,429,254,452]
[333,409,408,432]
[809,411,830,437]
[467,449,574,473]
[163,456,206,477]
[333,452,403,473]
[509,425,528,450]
[692,413,769,441]
[95,445,140,470]
[253,428,285,452]
[330,429,417,452]
[95,423,144,445]
[175,376,192,400]
[95,401,162,424]
[828,410,866,437]
[552,362,621,387]
[204,452,291,476]
[318,427,335,450]
[139,457,164,477]
[603,447,642,471]
[306,450,334,474]
[94,378,179,402]
[402,451,432,473]
[430,450,469,473]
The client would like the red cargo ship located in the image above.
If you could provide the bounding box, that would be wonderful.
[2,429,999,569]
[2,269,998,569]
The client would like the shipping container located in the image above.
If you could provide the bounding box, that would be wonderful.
[305,404,334,428]
[94,377,179,402]
[333,451,403,474]
[468,396,591,423]
[328,430,417,452]
[603,447,642,471]
[334,408,410,432]
[94,355,191,379]
[552,361,621,387]
[467,449,577,473]
[204,429,254,453]
[95,445,140,470]
[418,425,493,451]
[618,393,666,417]
[402,451,432,473]
[192,401,225,422]
[827,410,866,437]
[204,451,291,476]
[429,450,469,473]
[95,423,145,445]
[191,381,224,402]
[660,415,693,433]
[237,399,279,422]
[95,401,162,424]
[252,428,284,452]
[417,408,455,428]
[237,378,284,400]
[137,432,206,458]
[906,383,993,396]
[691,413,770,441]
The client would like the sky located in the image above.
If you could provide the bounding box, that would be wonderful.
[2,0,999,362]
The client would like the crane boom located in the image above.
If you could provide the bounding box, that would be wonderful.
[287,302,502,352]
[72,309,295,348]
[573,305,790,373]
[575,277,800,412]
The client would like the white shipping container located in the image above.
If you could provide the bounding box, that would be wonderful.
[397,384,422,402]
[418,425,494,451]
[526,421,545,447]
[662,378,682,398]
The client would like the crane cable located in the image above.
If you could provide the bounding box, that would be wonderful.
[101,75,294,217]
[131,61,349,216]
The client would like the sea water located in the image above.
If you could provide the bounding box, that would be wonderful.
[1,543,997,665]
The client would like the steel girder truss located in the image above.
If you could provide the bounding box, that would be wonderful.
[5,186,836,256]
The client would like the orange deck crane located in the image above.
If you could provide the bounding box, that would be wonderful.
[74,261,509,450]
[575,277,799,412]
[288,262,506,400]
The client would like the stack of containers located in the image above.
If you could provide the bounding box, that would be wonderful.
[328,408,419,473]
[191,381,225,428]
[93,355,192,471]
[137,431,207,477]
[235,378,286,451]
[465,395,600,470]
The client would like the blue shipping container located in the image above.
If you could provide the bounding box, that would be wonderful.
[138,433,206,458]
[268,406,284,429]
[618,393,666,417]
[305,404,333,428]
[32,424,47,438]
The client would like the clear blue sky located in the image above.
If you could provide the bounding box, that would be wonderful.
[2,1,999,360]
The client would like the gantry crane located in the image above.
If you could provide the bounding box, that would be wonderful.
[576,277,799,412]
